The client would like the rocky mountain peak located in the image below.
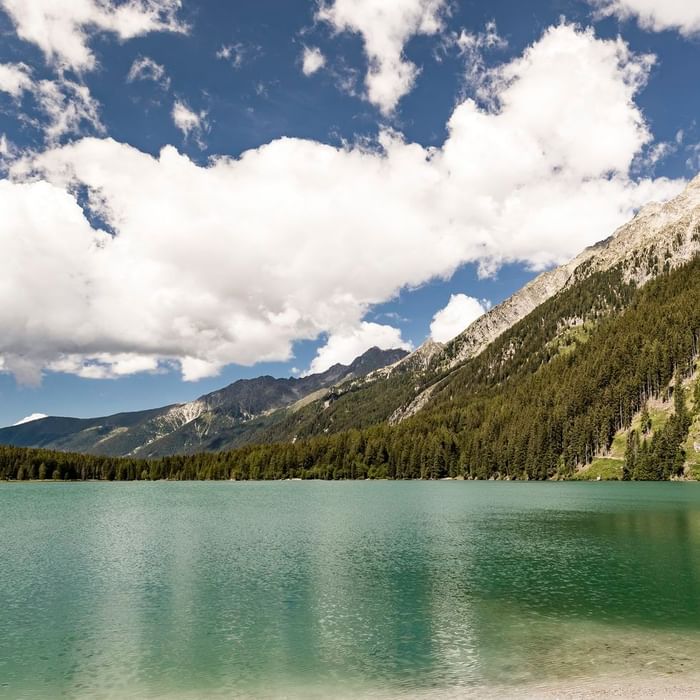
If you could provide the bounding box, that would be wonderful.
[381,174,700,406]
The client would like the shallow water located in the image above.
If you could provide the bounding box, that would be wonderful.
[2,481,700,698]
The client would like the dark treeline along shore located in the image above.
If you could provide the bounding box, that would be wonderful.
[2,255,700,483]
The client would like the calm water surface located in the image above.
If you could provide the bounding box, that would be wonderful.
[2,481,700,698]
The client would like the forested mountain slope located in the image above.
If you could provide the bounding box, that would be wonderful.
[190,256,700,480]
[2,177,700,467]
[227,175,700,447]
[2,254,699,482]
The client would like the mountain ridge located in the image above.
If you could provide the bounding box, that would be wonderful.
[3,249,699,482]
[0,347,408,456]
[3,176,700,461]
[378,174,700,422]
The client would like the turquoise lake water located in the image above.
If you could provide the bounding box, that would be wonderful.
[2,481,700,698]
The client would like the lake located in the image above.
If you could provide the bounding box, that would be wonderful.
[2,481,700,698]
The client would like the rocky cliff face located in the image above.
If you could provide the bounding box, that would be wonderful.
[440,246,600,372]
[387,175,700,422]
[444,175,700,371]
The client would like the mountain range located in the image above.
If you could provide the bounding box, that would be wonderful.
[2,175,700,480]
[0,347,407,456]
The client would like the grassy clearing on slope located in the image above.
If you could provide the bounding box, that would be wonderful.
[576,399,675,480]
[685,416,700,480]
[604,404,672,460]
[580,372,700,480]
[573,458,623,481]
[547,322,594,359]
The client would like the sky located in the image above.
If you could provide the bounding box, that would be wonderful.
[0,0,699,427]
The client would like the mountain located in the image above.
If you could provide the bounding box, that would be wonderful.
[0,347,408,457]
[441,175,700,371]
[3,176,700,480]
[4,246,699,482]
[261,174,700,437]
[150,220,696,482]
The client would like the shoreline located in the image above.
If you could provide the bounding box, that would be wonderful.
[472,673,700,700]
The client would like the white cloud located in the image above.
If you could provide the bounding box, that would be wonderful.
[35,78,104,144]
[302,46,326,76]
[642,140,674,168]
[687,144,700,173]
[0,0,187,72]
[0,134,13,159]
[317,0,448,114]
[13,413,48,426]
[48,353,160,380]
[590,1,700,35]
[216,42,260,69]
[127,56,170,89]
[171,100,207,145]
[446,21,508,102]
[455,21,507,53]
[0,62,32,98]
[217,43,243,67]
[0,62,103,144]
[430,294,489,343]
[307,323,411,375]
[0,25,684,384]
[449,20,508,71]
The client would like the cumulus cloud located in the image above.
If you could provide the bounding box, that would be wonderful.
[13,413,48,426]
[0,62,32,98]
[307,323,411,375]
[0,0,187,72]
[302,46,326,76]
[430,295,490,343]
[171,100,207,145]
[0,24,684,384]
[127,55,170,89]
[317,0,447,114]
[590,1,700,35]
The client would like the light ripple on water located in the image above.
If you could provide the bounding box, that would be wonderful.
[1,481,700,698]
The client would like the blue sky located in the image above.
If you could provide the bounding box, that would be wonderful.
[0,0,699,426]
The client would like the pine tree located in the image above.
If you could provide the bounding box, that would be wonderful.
[640,405,652,435]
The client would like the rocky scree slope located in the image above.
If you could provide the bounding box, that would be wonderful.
[387,175,700,422]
